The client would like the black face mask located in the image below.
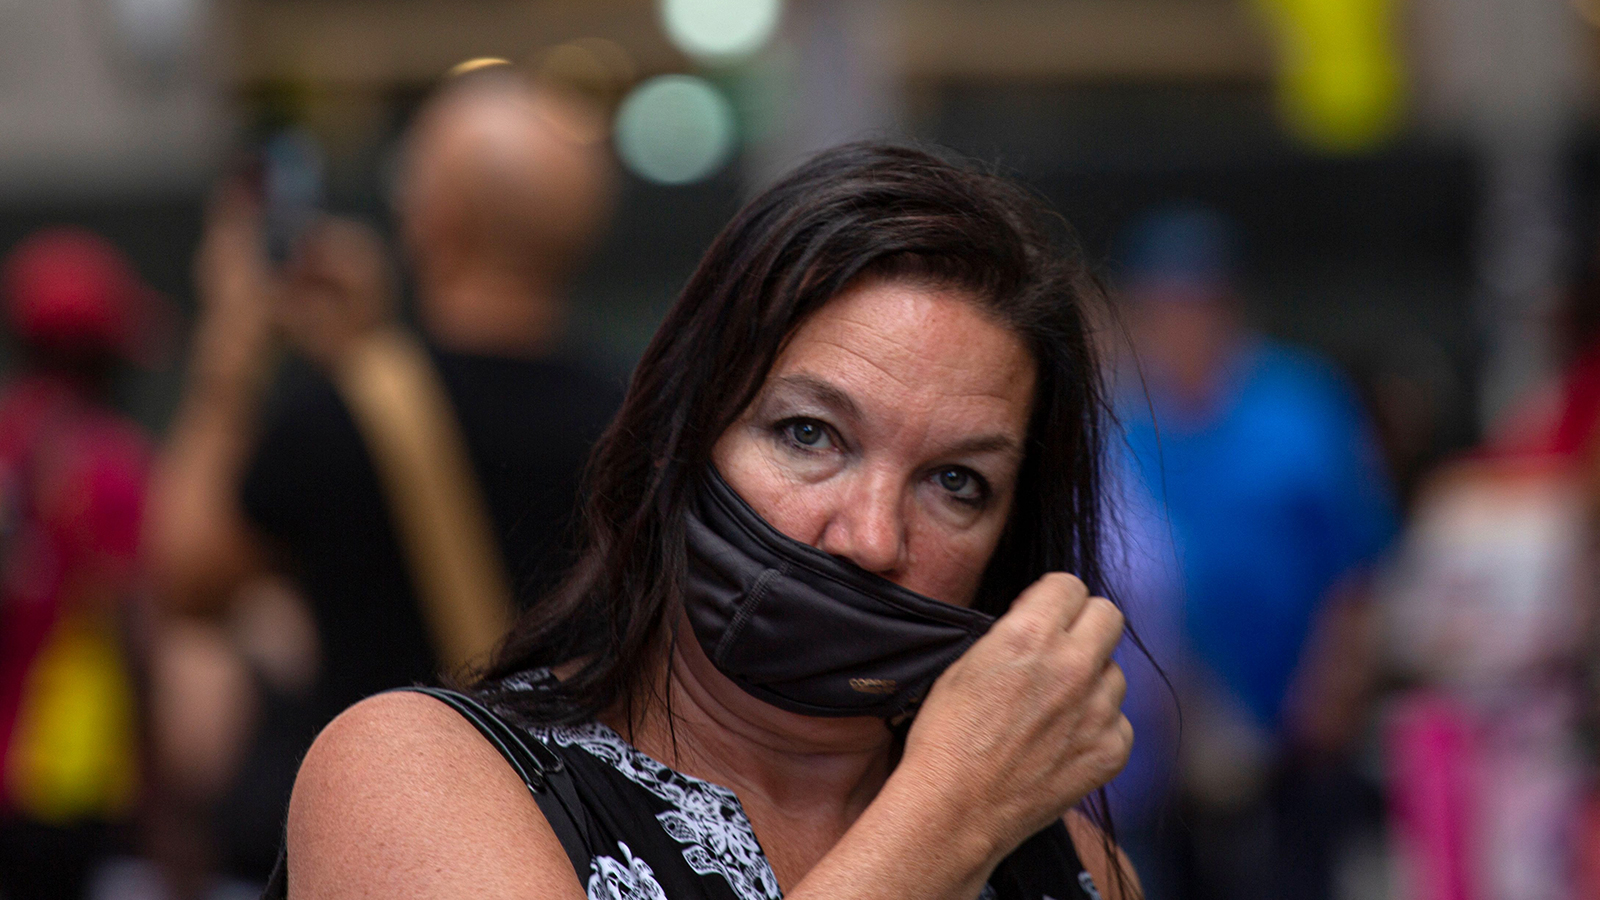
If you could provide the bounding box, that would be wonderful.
[682,466,996,720]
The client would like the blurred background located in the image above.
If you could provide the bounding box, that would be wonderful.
[0,0,1596,899]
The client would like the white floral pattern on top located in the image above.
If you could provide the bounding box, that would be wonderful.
[588,841,670,900]
[505,672,1009,900]
[535,721,784,900]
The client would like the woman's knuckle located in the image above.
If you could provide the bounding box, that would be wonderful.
[995,613,1048,654]
[1087,596,1123,632]
[1115,716,1135,753]
[1097,728,1132,769]
[1046,571,1088,598]
[1101,598,1126,631]
[1086,690,1119,728]
[1104,662,1128,699]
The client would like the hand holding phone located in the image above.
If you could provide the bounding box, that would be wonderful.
[257,130,325,267]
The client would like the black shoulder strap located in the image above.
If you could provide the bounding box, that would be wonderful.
[988,818,1102,900]
[402,686,599,874]
[259,686,598,900]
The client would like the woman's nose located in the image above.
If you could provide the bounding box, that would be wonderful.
[816,473,907,575]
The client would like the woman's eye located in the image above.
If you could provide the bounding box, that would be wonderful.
[934,466,986,503]
[779,418,832,450]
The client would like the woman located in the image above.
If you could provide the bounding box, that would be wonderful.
[284,144,1137,900]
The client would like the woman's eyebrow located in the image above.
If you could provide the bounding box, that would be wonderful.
[945,434,1024,459]
[765,374,864,420]
[768,373,1024,460]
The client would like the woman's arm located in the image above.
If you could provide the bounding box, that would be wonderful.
[286,692,587,900]
[145,187,276,617]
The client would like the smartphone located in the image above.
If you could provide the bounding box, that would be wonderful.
[255,129,325,266]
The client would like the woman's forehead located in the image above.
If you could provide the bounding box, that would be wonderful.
[764,278,1036,436]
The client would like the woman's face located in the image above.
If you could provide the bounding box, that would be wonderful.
[711,275,1036,607]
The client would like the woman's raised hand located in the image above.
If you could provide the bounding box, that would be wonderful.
[897,572,1132,857]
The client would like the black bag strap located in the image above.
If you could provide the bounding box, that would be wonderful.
[259,686,597,900]
[988,818,1101,900]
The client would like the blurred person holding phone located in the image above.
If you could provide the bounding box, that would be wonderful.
[144,67,622,887]
[0,229,161,900]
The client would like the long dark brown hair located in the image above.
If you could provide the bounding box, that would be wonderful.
[477,140,1136,894]
[479,141,1114,717]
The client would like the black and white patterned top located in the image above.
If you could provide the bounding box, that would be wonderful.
[503,677,1102,900]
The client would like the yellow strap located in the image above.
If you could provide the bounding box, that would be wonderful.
[6,613,138,823]
[333,328,513,677]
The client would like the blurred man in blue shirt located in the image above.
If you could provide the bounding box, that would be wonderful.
[1114,206,1398,900]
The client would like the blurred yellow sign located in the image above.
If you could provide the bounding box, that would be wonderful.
[1253,0,1405,152]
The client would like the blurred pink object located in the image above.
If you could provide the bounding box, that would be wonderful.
[1,228,165,363]
[1388,688,1583,900]
[1475,689,1582,900]
[1388,691,1480,900]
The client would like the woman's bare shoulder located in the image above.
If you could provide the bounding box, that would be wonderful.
[286,690,585,900]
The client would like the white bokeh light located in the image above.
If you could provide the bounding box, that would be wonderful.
[109,0,202,69]
[659,0,783,62]
[614,75,737,185]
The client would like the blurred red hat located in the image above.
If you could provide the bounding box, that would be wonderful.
[1,227,165,363]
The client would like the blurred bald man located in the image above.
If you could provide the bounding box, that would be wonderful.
[146,70,622,884]
[399,69,614,357]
